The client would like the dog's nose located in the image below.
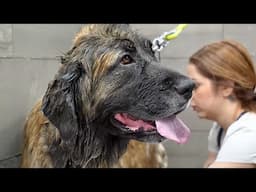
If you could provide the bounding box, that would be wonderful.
[175,78,195,96]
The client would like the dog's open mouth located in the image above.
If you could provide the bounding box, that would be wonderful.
[114,113,190,144]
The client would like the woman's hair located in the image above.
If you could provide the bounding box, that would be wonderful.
[189,39,256,112]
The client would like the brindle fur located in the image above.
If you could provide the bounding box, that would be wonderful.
[21,100,167,168]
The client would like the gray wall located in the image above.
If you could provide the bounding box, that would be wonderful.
[0,24,255,168]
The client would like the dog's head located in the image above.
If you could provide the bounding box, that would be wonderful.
[42,24,194,147]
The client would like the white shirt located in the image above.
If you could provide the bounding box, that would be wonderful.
[215,112,256,164]
[208,122,225,153]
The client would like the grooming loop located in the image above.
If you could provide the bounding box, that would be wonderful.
[152,24,188,52]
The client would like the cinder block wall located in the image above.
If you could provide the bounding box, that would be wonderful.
[0,24,255,167]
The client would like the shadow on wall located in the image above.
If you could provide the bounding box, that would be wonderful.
[0,155,21,168]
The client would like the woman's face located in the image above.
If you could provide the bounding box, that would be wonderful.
[187,64,223,120]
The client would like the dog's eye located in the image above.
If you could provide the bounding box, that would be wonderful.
[121,55,133,65]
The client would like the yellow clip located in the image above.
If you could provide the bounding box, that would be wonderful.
[164,24,188,41]
[152,24,188,52]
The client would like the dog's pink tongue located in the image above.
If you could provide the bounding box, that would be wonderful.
[155,116,191,144]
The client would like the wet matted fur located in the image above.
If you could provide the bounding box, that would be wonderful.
[20,24,194,168]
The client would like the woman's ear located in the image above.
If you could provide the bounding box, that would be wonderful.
[220,81,235,98]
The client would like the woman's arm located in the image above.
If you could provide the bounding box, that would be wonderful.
[208,162,255,168]
[203,151,217,168]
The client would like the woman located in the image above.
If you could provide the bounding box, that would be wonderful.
[187,39,256,168]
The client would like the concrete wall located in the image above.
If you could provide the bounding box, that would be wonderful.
[0,24,255,168]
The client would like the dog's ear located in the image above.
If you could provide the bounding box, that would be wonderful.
[42,61,85,144]
[60,47,75,65]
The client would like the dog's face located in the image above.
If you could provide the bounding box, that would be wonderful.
[42,24,194,146]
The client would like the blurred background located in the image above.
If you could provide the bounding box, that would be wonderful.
[0,24,255,168]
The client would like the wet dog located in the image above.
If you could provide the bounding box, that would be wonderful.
[20,24,194,168]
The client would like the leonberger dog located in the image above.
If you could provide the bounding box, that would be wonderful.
[20,24,194,168]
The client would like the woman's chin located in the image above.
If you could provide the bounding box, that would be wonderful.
[193,108,208,119]
[197,112,207,119]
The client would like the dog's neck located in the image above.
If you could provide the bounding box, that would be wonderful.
[48,123,129,168]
